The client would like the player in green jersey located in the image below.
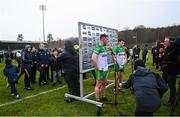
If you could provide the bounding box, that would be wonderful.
[113,39,127,89]
[91,34,109,102]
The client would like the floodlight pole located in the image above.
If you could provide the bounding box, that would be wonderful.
[40,5,46,42]
[136,32,137,46]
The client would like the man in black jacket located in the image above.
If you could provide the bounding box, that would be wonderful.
[120,59,167,116]
[57,40,80,102]
[36,43,50,86]
[20,45,33,90]
[160,37,179,106]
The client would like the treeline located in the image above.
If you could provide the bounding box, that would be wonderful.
[118,25,180,47]
[47,37,78,49]
[47,24,180,48]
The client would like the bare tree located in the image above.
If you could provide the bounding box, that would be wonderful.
[17,34,24,41]
[47,33,54,43]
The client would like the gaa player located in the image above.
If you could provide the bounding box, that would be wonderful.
[113,39,127,89]
[91,34,109,102]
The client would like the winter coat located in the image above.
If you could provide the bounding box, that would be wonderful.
[21,49,32,69]
[49,55,62,70]
[3,64,19,83]
[122,66,167,112]
[36,49,50,66]
[57,50,79,74]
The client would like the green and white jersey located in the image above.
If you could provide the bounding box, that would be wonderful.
[113,46,126,66]
[93,45,108,71]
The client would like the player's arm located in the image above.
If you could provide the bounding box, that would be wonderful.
[91,53,103,71]
[91,53,98,67]
[124,54,127,64]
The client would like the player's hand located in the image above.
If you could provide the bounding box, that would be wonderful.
[113,57,117,63]
[124,60,127,64]
[119,66,122,70]
[98,66,103,72]
[107,46,113,51]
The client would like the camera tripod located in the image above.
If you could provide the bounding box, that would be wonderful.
[170,74,180,116]
[111,52,127,116]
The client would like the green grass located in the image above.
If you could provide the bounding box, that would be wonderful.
[0,52,180,116]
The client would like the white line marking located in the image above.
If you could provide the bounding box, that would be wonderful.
[0,86,66,107]
[0,77,93,107]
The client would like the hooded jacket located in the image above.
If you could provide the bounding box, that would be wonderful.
[3,64,19,83]
[122,67,166,112]
[57,40,79,74]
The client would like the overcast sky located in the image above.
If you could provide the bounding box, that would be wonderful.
[0,0,180,41]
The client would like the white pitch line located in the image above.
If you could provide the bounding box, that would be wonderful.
[0,85,66,107]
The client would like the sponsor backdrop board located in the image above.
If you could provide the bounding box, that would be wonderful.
[78,22,118,73]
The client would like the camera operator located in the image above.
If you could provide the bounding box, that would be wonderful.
[160,37,179,106]
[120,59,167,116]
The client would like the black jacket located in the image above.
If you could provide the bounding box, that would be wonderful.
[31,51,38,66]
[49,55,62,70]
[122,67,167,112]
[21,49,32,69]
[36,49,50,66]
[160,45,178,74]
[57,50,79,74]
[151,46,159,59]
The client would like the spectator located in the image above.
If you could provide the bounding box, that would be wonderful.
[160,37,179,106]
[3,58,20,99]
[142,44,148,64]
[31,46,37,83]
[46,49,51,81]
[49,48,62,86]
[36,43,50,86]
[20,45,33,90]
[133,45,140,61]
[151,42,159,69]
